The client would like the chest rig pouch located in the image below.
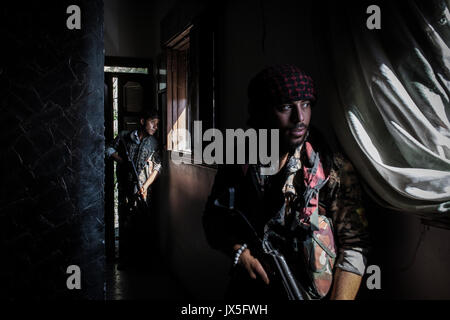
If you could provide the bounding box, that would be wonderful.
[261,154,337,299]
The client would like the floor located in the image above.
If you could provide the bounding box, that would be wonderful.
[105,238,190,300]
[105,260,190,300]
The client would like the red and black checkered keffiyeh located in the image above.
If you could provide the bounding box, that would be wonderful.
[248,64,317,106]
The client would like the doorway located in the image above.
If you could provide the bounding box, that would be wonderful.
[104,57,157,264]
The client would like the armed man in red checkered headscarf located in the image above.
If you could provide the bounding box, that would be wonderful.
[203,65,370,300]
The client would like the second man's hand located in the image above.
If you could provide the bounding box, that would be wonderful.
[138,186,148,201]
[111,152,124,164]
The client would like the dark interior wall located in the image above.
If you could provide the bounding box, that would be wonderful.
[216,0,319,129]
[362,204,450,299]
[103,0,450,300]
[105,0,176,58]
[156,159,228,299]
[0,1,105,299]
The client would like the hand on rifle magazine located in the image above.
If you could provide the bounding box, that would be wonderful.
[138,186,147,201]
[234,244,270,285]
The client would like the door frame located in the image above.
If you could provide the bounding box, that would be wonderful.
[104,57,155,262]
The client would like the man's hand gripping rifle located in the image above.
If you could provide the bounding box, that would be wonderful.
[217,187,306,300]
[118,135,149,213]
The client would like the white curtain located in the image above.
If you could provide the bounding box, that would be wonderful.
[318,0,450,217]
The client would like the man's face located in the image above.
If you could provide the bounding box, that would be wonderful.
[271,100,312,149]
[141,118,159,136]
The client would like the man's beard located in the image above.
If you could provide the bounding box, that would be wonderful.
[285,126,309,153]
[287,136,306,153]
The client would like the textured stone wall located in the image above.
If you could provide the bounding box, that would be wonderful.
[0,1,104,299]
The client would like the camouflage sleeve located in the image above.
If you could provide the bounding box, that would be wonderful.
[329,154,370,276]
[152,149,162,173]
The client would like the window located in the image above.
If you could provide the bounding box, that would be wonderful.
[162,17,217,161]
[165,25,193,153]
[160,5,218,164]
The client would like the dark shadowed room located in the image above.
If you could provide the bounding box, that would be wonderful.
[0,0,449,305]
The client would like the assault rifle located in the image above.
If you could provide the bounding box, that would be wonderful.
[118,135,149,214]
[216,190,306,300]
